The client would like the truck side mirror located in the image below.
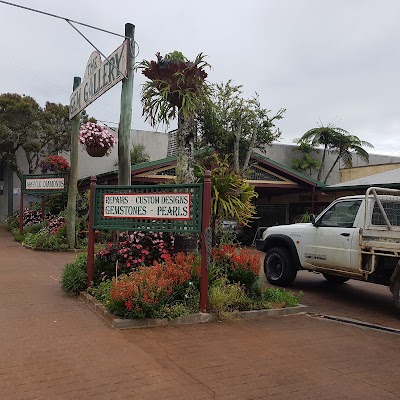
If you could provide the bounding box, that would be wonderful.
[310,214,316,224]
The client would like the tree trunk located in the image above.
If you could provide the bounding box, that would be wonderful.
[324,153,341,184]
[317,145,327,181]
[176,111,195,184]
[242,123,258,173]
[233,125,240,173]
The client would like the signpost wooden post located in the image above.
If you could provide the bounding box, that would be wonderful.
[67,23,134,248]
[66,76,81,249]
[117,23,135,186]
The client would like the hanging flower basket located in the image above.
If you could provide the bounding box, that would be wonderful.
[86,145,109,157]
[79,122,117,157]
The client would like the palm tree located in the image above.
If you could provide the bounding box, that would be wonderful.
[138,51,210,183]
[323,133,373,184]
[298,123,348,181]
[130,143,150,166]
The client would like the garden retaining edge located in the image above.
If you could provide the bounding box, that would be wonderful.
[78,291,307,329]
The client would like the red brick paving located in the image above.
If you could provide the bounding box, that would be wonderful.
[1,227,400,399]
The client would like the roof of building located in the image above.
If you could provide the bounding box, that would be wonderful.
[324,168,400,191]
[78,152,324,193]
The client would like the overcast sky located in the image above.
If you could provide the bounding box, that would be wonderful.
[1,0,399,156]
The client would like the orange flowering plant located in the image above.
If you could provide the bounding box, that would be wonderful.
[108,252,200,319]
[211,244,261,289]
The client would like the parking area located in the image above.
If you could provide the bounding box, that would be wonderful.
[1,227,400,400]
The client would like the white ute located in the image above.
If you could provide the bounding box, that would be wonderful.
[256,187,400,310]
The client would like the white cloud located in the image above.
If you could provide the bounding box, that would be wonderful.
[1,0,399,156]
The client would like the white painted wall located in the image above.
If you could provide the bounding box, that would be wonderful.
[61,129,169,179]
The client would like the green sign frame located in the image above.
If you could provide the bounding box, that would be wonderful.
[93,184,203,233]
[22,173,69,195]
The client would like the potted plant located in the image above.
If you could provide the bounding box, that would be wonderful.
[79,122,117,157]
[39,155,70,174]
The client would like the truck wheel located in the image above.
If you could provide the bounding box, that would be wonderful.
[392,275,400,311]
[264,247,297,287]
[322,273,349,284]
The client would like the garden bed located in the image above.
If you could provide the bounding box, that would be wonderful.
[79,291,307,329]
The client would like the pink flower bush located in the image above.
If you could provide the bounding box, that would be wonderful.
[79,122,117,155]
[94,231,175,282]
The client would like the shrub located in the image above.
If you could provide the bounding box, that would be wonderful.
[107,252,199,319]
[261,287,303,308]
[5,213,19,231]
[45,193,68,215]
[153,304,190,320]
[24,222,44,235]
[21,208,42,227]
[23,229,68,250]
[87,279,112,304]
[211,244,261,289]
[47,214,66,234]
[94,231,174,282]
[208,280,250,319]
[61,253,88,295]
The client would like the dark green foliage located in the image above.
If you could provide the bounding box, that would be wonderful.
[61,253,88,295]
[23,230,68,250]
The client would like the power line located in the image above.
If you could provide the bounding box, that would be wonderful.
[0,0,128,39]
[0,55,153,130]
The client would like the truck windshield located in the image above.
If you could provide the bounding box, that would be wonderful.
[318,200,362,228]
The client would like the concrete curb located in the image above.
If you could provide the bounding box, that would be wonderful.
[79,292,307,330]
[22,244,86,253]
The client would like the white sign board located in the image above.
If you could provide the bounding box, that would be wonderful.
[25,177,65,190]
[69,40,128,119]
[103,193,191,220]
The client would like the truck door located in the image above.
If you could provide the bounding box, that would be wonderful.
[301,199,361,272]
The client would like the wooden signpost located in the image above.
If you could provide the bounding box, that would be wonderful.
[67,23,135,248]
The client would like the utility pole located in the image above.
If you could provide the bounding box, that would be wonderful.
[117,23,135,185]
[66,76,81,248]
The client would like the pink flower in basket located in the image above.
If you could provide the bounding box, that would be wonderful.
[79,122,117,156]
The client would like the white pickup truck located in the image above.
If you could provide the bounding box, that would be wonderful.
[256,187,400,310]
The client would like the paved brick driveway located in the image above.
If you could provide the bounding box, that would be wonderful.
[1,227,400,400]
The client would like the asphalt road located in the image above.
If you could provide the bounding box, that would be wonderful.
[264,268,400,330]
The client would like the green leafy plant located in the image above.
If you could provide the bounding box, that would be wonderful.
[208,280,250,319]
[138,51,210,183]
[87,279,113,304]
[261,287,303,308]
[196,154,258,226]
[294,212,312,223]
[23,229,68,250]
[153,304,190,320]
[61,253,88,295]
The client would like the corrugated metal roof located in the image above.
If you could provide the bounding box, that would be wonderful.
[325,168,400,190]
